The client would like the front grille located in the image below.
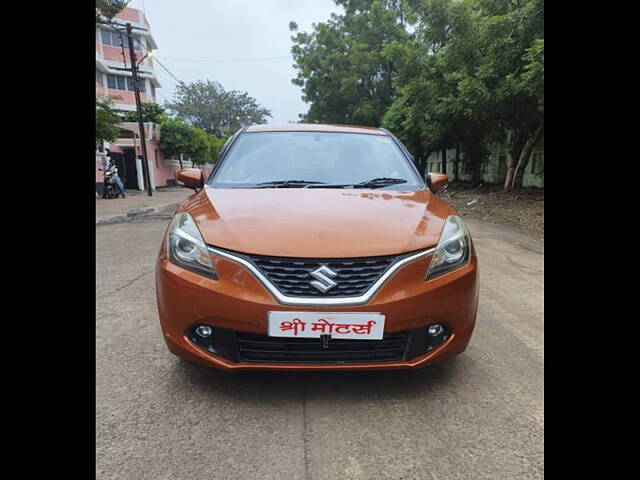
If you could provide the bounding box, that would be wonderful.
[248,254,398,297]
[235,331,409,363]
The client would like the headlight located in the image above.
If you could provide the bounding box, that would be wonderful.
[167,212,218,280]
[426,215,471,280]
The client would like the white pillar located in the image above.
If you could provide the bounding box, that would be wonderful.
[136,157,144,191]
[148,158,156,191]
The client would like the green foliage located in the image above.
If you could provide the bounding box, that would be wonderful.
[189,128,210,165]
[290,0,408,125]
[96,96,122,148]
[379,0,492,178]
[204,134,227,163]
[476,0,544,127]
[291,0,544,187]
[159,117,228,166]
[165,80,271,135]
[120,102,168,124]
[158,118,193,160]
[511,38,544,113]
[96,0,127,20]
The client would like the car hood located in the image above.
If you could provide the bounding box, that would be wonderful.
[181,187,454,258]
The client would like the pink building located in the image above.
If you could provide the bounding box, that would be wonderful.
[96,7,186,192]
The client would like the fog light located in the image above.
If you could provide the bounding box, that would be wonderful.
[428,324,444,337]
[195,325,213,338]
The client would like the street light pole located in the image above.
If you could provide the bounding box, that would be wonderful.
[126,22,153,196]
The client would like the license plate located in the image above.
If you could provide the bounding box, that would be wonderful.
[268,312,385,340]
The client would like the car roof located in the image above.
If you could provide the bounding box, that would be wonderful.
[243,123,389,136]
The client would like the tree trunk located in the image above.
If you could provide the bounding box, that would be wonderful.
[503,158,516,192]
[179,153,184,169]
[422,149,433,178]
[441,142,447,174]
[412,143,421,171]
[511,122,544,190]
[471,152,482,183]
[419,155,426,177]
[461,140,483,184]
[455,143,460,180]
[504,130,524,192]
[413,142,426,178]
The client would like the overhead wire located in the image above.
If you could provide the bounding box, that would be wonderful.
[157,55,291,64]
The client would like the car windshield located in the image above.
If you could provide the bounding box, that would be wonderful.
[209,131,423,189]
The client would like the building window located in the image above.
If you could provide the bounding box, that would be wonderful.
[155,150,159,169]
[101,29,112,45]
[106,73,146,93]
[96,70,103,86]
[101,29,125,47]
[100,28,144,49]
[151,83,156,98]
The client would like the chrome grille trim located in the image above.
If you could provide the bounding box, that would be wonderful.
[250,254,396,298]
[206,246,435,306]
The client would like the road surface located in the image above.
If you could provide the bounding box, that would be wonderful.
[96,216,543,480]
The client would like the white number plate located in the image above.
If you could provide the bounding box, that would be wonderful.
[268,312,385,340]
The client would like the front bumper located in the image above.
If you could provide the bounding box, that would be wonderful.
[155,247,478,371]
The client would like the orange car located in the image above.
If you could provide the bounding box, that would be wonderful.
[155,124,478,371]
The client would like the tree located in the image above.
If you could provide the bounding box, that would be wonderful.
[291,0,543,187]
[120,102,168,124]
[382,0,542,186]
[188,128,210,166]
[382,92,427,171]
[96,0,127,20]
[290,0,408,125]
[159,118,197,166]
[96,96,122,150]
[203,134,227,164]
[165,80,271,135]
[381,0,491,180]
[159,117,228,168]
[500,38,544,190]
[470,0,543,190]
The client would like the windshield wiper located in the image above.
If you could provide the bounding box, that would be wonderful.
[254,180,327,188]
[356,177,408,188]
[305,177,408,189]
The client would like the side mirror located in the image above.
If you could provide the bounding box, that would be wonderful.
[426,173,448,194]
[177,168,204,191]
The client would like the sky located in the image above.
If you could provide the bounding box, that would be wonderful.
[125,0,342,124]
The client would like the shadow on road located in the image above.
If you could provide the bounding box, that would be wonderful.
[166,355,470,402]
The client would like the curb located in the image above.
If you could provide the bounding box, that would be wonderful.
[96,203,178,226]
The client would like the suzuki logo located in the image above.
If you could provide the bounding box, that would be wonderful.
[309,265,338,293]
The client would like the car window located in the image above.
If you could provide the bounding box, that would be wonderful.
[211,131,422,188]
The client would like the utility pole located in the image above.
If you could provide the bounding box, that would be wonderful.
[126,22,153,196]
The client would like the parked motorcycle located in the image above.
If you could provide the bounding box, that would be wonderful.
[99,168,117,199]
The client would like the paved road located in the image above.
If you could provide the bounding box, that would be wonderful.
[96,217,543,480]
[96,187,191,224]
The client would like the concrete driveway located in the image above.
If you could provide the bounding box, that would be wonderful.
[96,217,543,480]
